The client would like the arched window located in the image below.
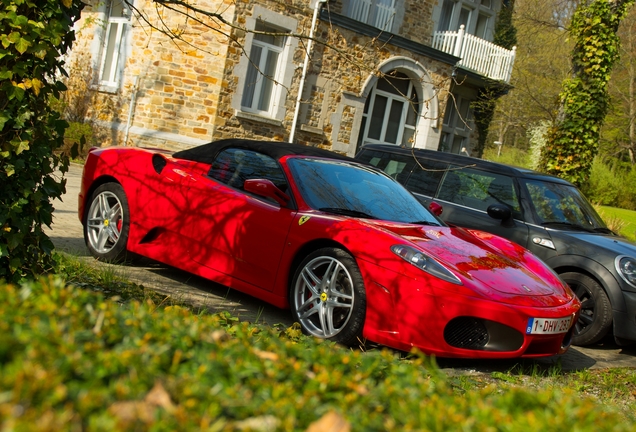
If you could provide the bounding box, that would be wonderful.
[357,71,420,149]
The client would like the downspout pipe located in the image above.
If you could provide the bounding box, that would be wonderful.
[123,75,139,146]
[289,0,327,143]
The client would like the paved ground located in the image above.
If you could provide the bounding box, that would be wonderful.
[47,164,636,373]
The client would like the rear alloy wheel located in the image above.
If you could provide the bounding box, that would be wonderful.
[84,183,131,262]
[291,248,366,346]
[561,272,612,346]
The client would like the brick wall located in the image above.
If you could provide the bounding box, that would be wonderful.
[68,0,464,154]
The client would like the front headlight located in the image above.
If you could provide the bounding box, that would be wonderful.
[616,255,636,288]
[391,245,462,285]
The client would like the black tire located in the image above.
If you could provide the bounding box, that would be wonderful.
[290,247,366,346]
[561,272,613,346]
[83,183,131,262]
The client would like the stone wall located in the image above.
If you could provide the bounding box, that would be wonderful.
[67,0,464,154]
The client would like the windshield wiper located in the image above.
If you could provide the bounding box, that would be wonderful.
[593,227,616,235]
[409,220,442,226]
[319,207,377,219]
[541,221,596,233]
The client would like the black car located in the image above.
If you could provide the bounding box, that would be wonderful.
[356,144,636,346]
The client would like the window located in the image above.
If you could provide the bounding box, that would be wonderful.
[208,148,288,195]
[404,159,448,197]
[356,149,417,182]
[437,167,520,216]
[358,71,420,149]
[440,95,473,155]
[346,0,397,31]
[241,21,288,116]
[99,0,131,88]
[523,180,603,227]
[437,0,494,40]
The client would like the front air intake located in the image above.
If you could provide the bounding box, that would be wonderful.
[444,317,489,349]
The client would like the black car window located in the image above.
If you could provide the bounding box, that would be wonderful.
[404,159,448,197]
[208,148,288,192]
[437,166,521,215]
[523,179,606,228]
[288,158,442,225]
[355,149,416,183]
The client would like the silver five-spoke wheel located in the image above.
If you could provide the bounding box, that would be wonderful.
[84,183,131,262]
[291,247,366,346]
[87,191,123,254]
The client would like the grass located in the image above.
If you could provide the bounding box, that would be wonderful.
[1,253,636,430]
[598,206,636,242]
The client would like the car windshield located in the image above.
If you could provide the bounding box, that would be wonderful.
[522,179,607,230]
[288,158,442,225]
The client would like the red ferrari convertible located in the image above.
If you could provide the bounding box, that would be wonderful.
[79,139,580,358]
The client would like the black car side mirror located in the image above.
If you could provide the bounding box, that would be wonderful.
[487,204,514,227]
[244,179,290,206]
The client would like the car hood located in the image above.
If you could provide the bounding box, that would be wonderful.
[552,231,636,257]
[366,221,573,305]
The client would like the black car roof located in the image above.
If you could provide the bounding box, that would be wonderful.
[173,138,355,165]
[359,144,573,186]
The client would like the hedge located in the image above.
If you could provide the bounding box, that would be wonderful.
[0,278,631,431]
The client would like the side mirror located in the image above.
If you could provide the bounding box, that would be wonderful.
[487,204,513,227]
[244,179,290,206]
[428,201,443,217]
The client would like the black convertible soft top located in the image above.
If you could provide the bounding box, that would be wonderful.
[172,138,355,165]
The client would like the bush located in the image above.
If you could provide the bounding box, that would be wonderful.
[59,121,97,160]
[482,146,531,168]
[1,277,632,431]
[583,158,636,210]
[0,0,84,282]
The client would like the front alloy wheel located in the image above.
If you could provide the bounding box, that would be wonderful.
[84,183,131,262]
[291,248,366,346]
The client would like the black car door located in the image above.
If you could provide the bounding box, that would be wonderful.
[423,165,531,247]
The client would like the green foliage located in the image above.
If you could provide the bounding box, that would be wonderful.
[597,206,636,242]
[527,121,551,170]
[0,0,84,282]
[482,145,531,168]
[1,277,633,430]
[493,0,518,50]
[538,0,636,187]
[53,253,170,303]
[61,121,96,160]
[582,158,636,210]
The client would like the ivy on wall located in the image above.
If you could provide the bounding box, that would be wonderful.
[0,0,84,282]
[538,0,635,186]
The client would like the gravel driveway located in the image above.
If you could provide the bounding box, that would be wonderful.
[46,163,636,372]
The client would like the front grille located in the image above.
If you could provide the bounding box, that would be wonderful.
[444,317,489,349]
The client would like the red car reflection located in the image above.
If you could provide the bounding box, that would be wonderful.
[78,139,580,358]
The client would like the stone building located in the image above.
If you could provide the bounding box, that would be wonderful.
[69,0,515,156]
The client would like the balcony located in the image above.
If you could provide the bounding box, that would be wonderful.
[432,25,516,83]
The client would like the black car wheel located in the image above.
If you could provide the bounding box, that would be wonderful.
[561,272,612,346]
[290,247,366,346]
[84,183,131,262]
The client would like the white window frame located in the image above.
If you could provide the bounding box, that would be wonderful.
[440,94,473,154]
[437,0,495,40]
[98,0,132,89]
[359,72,419,147]
[346,0,397,32]
[240,22,288,117]
[232,7,298,122]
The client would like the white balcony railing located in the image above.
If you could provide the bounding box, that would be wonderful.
[348,0,395,32]
[432,25,516,83]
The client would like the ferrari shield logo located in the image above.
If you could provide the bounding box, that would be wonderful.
[298,215,311,226]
